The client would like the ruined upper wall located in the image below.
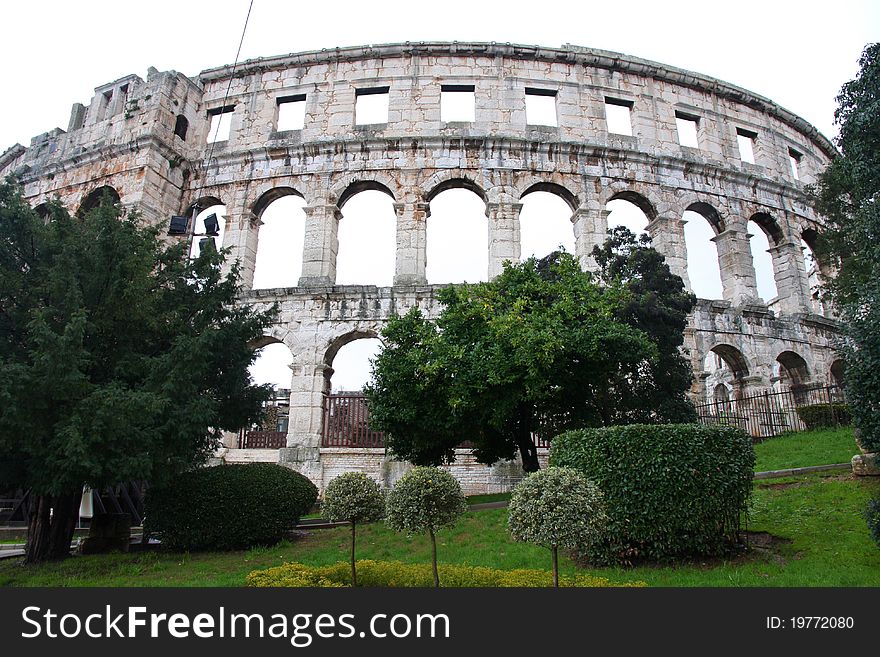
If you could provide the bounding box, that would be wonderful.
[195,41,835,186]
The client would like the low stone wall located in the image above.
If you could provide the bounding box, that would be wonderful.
[316,447,549,496]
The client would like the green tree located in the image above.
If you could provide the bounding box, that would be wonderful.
[366,244,694,472]
[507,467,607,586]
[812,43,880,452]
[321,472,386,586]
[0,183,275,563]
[384,466,467,587]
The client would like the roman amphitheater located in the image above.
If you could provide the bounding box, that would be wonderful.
[0,42,844,492]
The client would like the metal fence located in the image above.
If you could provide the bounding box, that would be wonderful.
[694,384,847,439]
[238,430,287,449]
[322,392,386,448]
[1,482,146,527]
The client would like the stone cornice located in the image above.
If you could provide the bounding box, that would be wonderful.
[198,41,837,161]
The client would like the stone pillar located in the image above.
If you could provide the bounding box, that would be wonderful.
[218,193,260,289]
[712,228,760,305]
[286,357,330,449]
[767,240,812,314]
[393,194,428,286]
[486,200,521,279]
[299,202,341,287]
[572,207,609,273]
[646,216,691,290]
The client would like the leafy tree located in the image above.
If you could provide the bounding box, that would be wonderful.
[591,226,698,424]
[0,183,275,563]
[812,43,880,452]
[366,243,694,473]
[321,472,385,586]
[507,467,607,586]
[384,466,467,587]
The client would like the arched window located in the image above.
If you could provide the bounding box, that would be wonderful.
[253,193,307,289]
[748,219,778,302]
[77,186,120,217]
[174,115,189,141]
[328,337,382,393]
[606,197,651,239]
[682,204,723,300]
[336,185,396,286]
[519,189,575,259]
[189,204,226,258]
[426,185,488,283]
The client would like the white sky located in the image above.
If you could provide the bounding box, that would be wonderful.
[3,0,877,392]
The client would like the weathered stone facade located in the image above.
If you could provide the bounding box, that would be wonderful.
[1,42,843,492]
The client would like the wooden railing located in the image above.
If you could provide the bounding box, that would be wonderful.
[322,393,385,448]
[239,430,287,449]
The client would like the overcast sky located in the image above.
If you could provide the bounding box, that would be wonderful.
[3,0,877,392]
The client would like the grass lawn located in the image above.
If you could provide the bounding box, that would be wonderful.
[754,426,858,472]
[2,470,877,587]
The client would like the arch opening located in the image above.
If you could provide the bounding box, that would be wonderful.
[252,194,307,289]
[77,186,120,217]
[325,333,382,393]
[426,187,488,284]
[775,350,810,389]
[682,207,723,300]
[189,203,226,258]
[801,228,827,315]
[246,339,294,439]
[335,189,396,286]
[519,190,575,260]
[608,191,657,223]
[704,344,750,402]
[748,219,778,302]
[830,359,846,388]
[606,197,651,239]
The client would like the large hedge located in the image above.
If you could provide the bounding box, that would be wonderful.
[145,463,317,551]
[550,424,754,565]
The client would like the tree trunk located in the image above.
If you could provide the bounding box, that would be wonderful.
[25,492,80,564]
[350,522,357,587]
[551,545,559,588]
[429,527,439,588]
[516,403,540,473]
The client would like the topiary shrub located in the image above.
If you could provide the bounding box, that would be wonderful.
[246,560,645,588]
[866,497,880,549]
[550,424,754,565]
[385,467,468,587]
[796,403,852,429]
[145,463,317,551]
[322,472,385,586]
[508,467,607,586]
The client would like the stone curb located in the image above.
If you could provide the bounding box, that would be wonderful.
[752,463,852,480]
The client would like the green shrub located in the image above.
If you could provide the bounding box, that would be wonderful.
[385,467,468,587]
[322,472,385,586]
[796,403,852,430]
[246,560,645,588]
[866,498,880,549]
[145,463,317,551]
[508,467,607,585]
[550,423,754,565]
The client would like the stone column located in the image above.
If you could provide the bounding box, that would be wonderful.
[299,202,341,287]
[486,200,521,279]
[572,207,609,273]
[646,216,691,290]
[712,228,760,305]
[218,192,260,289]
[285,357,330,450]
[393,194,428,286]
[767,240,812,314]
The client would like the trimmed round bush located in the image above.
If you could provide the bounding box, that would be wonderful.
[322,472,385,586]
[145,463,317,551]
[508,467,607,585]
[385,466,468,586]
[550,424,754,565]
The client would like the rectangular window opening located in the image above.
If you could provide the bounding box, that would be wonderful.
[789,148,802,180]
[441,84,475,123]
[277,94,306,131]
[736,128,757,164]
[605,97,634,136]
[675,111,700,148]
[525,88,558,127]
[355,87,390,125]
[207,106,234,143]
